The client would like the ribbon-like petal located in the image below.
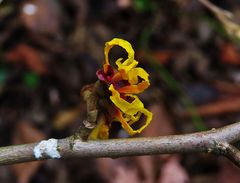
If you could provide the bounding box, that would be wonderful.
[104,38,135,68]
[109,84,152,135]
[92,38,152,139]
[89,120,109,140]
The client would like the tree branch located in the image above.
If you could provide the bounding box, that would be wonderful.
[214,142,240,167]
[1,122,240,166]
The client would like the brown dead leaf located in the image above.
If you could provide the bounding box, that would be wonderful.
[5,44,48,74]
[113,166,140,183]
[117,0,132,8]
[217,158,240,183]
[134,156,155,183]
[220,43,240,65]
[13,121,46,144]
[153,51,173,65]
[12,162,41,183]
[212,80,240,95]
[21,0,60,34]
[96,158,140,183]
[96,158,120,181]
[138,50,173,65]
[142,103,175,137]
[11,121,46,183]
[180,96,240,118]
[53,107,81,130]
[158,156,189,183]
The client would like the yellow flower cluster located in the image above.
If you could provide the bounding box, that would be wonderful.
[91,38,152,139]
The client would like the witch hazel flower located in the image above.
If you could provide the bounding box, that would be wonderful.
[90,38,152,139]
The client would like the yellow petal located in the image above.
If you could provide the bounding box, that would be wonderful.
[116,108,152,135]
[125,111,142,125]
[104,38,137,71]
[89,120,109,140]
[131,107,152,133]
[109,84,152,135]
[128,67,150,85]
[109,85,144,113]
[116,111,136,136]
[117,67,150,94]
[117,81,150,94]
[116,58,138,73]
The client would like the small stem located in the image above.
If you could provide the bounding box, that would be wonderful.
[214,142,240,167]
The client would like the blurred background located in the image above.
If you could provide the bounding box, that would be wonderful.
[1,0,240,182]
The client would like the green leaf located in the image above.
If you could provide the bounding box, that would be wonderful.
[0,68,8,86]
[134,0,153,12]
[23,72,40,89]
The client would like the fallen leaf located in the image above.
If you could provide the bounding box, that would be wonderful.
[212,80,240,95]
[21,0,60,34]
[11,121,46,183]
[5,44,48,74]
[142,103,175,137]
[53,107,81,130]
[134,156,155,183]
[138,50,172,65]
[220,43,240,65]
[96,158,140,183]
[96,158,120,181]
[117,0,132,8]
[113,166,140,183]
[152,51,173,65]
[158,156,189,183]
[12,121,46,144]
[217,158,240,183]
[179,96,240,118]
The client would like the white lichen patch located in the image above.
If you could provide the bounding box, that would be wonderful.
[34,138,61,159]
[22,3,37,15]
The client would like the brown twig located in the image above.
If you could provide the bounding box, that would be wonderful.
[1,122,240,166]
[198,0,240,39]
[213,142,240,167]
